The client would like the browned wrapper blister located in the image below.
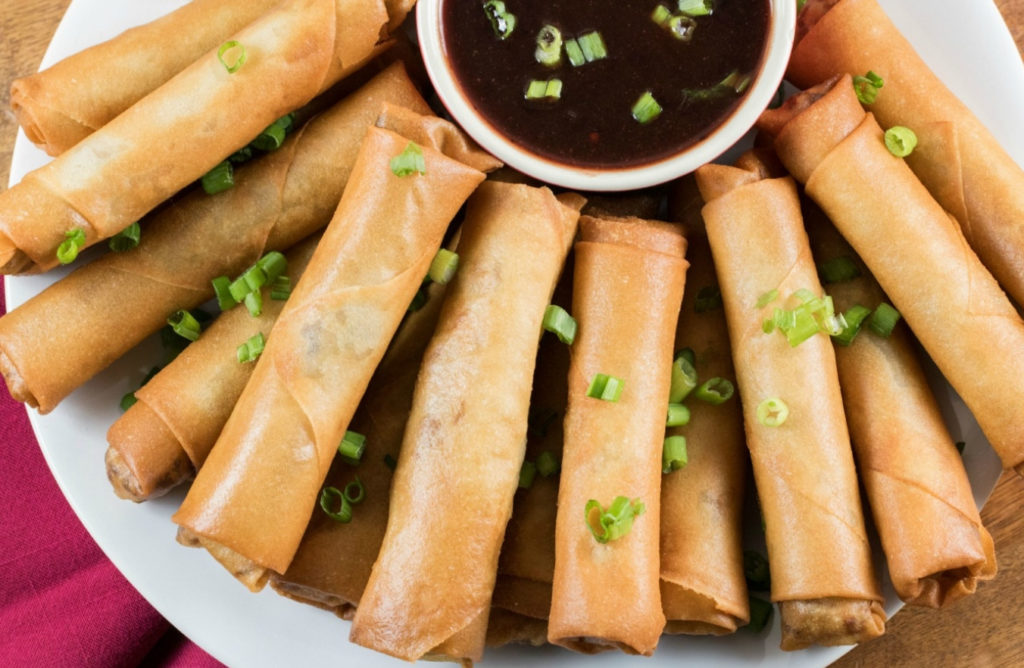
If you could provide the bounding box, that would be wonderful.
[696,155,884,650]
[758,75,1024,477]
[173,118,491,589]
[548,216,686,656]
[0,63,429,414]
[805,208,996,607]
[350,182,582,664]
[791,0,1024,311]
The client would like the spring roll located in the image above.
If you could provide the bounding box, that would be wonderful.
[0,63,430,414]
[548,216,686,656]
[485,608,548,648]
[173,122,488,589]
[350,181,581,663]
[695,155,884,650]
[789,0,1024,309]
[10,0,279,156]
[105,235,321,502]
[0,0,404,274]
[806,208,996,607]
[759,75,1024,476]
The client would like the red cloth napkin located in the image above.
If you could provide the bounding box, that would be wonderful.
[0,279,221,668]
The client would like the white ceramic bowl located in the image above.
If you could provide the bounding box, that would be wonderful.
[417,0,796,191]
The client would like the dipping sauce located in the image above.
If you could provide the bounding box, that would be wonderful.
[441,0,771,169]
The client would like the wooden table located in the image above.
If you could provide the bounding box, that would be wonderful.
[2,1,1023,665]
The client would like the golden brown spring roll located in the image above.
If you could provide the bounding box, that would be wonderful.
[548,216,686,656]
[351,182,581,663]
[10,0,278,155]
[105,235,321,502]
[806,208,996,607]
[0,0,401,274]
[660,182,748,635]
[695,156,885,650]
[759,75,1024,476]
[0,63,429,414]
[173,123,488,589]
[789,0,1024,309]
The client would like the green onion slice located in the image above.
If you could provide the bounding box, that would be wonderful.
[167,310,201,342]
[832,304,872,346]
[631,91,662,124]
[868,302,901,337]
[577,31,607,62]
[390,141,426,177]
[536,451,560,477]
[853,70,884,105]
[818,256,861,284]
[408,285,429,312]
[229,146,253,164]
[251,114,293,152]
[651,4,672,25]
[428,249,459,284]
[56,228,86,265]
[217,40,246,74]
[482,0,516,40]
[270,275,291,301]
[257,251,287,283]
[535,24,563,66]
[119,392,138,412]
[884,126,918,157]
[586,373,624,402]
[756,397,789,427]
[244,290,263,317]
[241,265,268,293]
[720,70,752,94]
[524,78,564,100]
[669,353,699,403]
[344,476,365,504]
[201,160,234,195]
[756,289,779,308]
[695,284,722,312]
[519,460,537,489]
[319,486,352,523]
[109,222,140,252]
[666,402,690,427]
[747,596,774,633]
[236,332,265,363]
[662,435,688,473]
[668,15,697,41]
[338,430,366,465]
[676,347,696,366]
[743,550,771,590]
[585,496,645,543]
[695,377,734,404]
[678,0,713,16]
[564,38,586,67]
[542,304,577,345]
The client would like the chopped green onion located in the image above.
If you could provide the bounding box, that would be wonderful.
[525,80,548,100]
[251,114,293,152]
[167,310,201,342]
[747,596,773,633]
[743,550,771,590]
[868,302,901,337]
[695,377,734,404]
[383,453,398,470]
[428,249,459,284]
[528,407,559,438]
[586,373,624,402]
[694,284,722,312]
[109,222,140,252]
[535,25,563,66]
[832,304,872,346]
[662,435,688,473]
[853,70,884,105]
[344,476,365,504]
[257,251,287,283]
[241,265,268,293]
[666,403,690,427]
[667,15,697,41]
[669,353,699,403]
[678,0,713,16]
[408,285,429,312]
[797,0,808,9]
[676,347,696,366]
[338,431,366,465]
[536,451,560,477]
[482,0,516,40]
[955,441,966,455]
[236,332,265,363]
[586,496,645,543]
[631,91,662,124]
[720,70,751,94]
[756,289,779,308]
[56,228,86,265]
[577,31,607,62]
[651,4,672,24]
[564,38,586,67]
[244,290,263,317]
[390,141,426,177]
[542,304,577,345]
[228,276,250,302]
[818,256,861,284]
[884,126,917,157]
[229,146,253,164]
[756,397,789,427]
[217,40,246,74]
[519,460,537,489]
[119,365,161,411]
[319,486,352,523]
[201,160,234,194]
[270,275,291,300]
[160,325,190,359]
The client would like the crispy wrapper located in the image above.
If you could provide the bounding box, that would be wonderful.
[172,123,488,582]
[759,75,1024,476]
[10,0,278,156]
[548,216,686,656]
[0,63,429,414]
[661,181,749,635]
[789,0,1024,309]
[806,209,996,607]
[105,236,321,502]
[695,157,884,650]
[351,182,581,663]
[0,0,404,274]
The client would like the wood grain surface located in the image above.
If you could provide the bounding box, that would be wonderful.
[1,1,1023,666]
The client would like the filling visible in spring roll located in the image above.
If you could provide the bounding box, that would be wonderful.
[696,153,885,651]
[549,215,687,656]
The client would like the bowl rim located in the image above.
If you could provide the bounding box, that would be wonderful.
[417,0,797,192]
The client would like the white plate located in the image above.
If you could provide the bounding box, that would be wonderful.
[7,1,1022,665]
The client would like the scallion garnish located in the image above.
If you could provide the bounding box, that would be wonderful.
[868,302,901,337]
[853,70,884,105]
[666,402,690,427]
[519,460,538,489]
[677,347,696,366]
[119,365,161,412]
[756,289,779,308]
[884,126,917,157]
[818,256,861,284]
[230,146,253,164]
[695,284,722,312]
[241,264,268,293]
[56,228,86,265]
[662,435,688,473]
[695,377,734,404]
[577,31,607,62]
[408,284,429,312]
[525,78,563,100]
[747,596,773,633]
[258,251,287,282]
[536,451,560,477]
[251,114,293,152]
[167,310,201,342]
[236,332,265,363]
[631,91,663,124]
[390,141,426,177]
[482,0,517,40]
[669,353,698,402]
[586,373,624,402]
[428,248,459,284]
[338,430,366,465]
[585,496,645,543]
[535,25,563,66]
[109,222,140,252]
[743,550,771,590]
[756,397,789,427]
[201,160,234,195]
[217,40,246,74]
[678,0,713,16]
[270,275,291,300]
[668,15,697,41]
[542,304,577,345]
[651,4,672,25]
[564,38,586,67]
[344,476,365,504]
[319,486,352,523]
[832,304,872,346]
[244,290,263,317]
[720,70,752,94]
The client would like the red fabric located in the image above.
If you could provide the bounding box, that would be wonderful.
[0,278,221,668]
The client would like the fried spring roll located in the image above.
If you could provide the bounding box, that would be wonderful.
[806,209,996,607]
[10,0,278,156]
[485,608,549,648]
[789,0,1024,309]
[105,235,321,502]
[351,182,582,663]
[173,122,488,589]
[759,75,1024,476]
[549,216,686,656]
[0,63,430,414]
[695,156,884,650]
[0,0,403,274]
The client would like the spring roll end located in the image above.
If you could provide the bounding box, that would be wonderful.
[103,447,145,502]
[175,526,268,592]
[268,577,356,619]
[778,598,885,650]
[9,81,87,157]
[0,346,40,411]
[104,402,195,501]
